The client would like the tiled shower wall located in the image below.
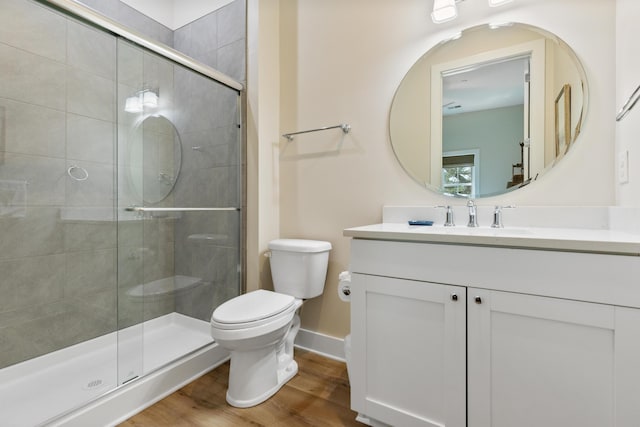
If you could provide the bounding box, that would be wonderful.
[0,0,118,368]
[77,0,246,83]
[0,0,245,368]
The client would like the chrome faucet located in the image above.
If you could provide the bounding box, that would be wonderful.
[467,200,478,227]
[435,205,455,227]
[491,205,515,228]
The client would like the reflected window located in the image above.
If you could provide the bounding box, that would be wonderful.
[442,151,477,197]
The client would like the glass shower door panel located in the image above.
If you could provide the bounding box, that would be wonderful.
[117,39,242,381]
[172,68,243,322]
[0,1,119,424]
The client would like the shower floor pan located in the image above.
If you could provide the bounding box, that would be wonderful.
[0,312,213,427]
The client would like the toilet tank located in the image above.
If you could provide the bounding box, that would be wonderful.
[268,239,332,299]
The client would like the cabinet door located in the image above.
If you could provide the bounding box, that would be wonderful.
[351,273,466,427]
[467,289,640,427]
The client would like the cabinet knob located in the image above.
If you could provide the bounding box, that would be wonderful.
[451,293,458,301]
[475,296,482,304]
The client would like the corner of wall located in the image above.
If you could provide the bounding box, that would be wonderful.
[246,0,281,292]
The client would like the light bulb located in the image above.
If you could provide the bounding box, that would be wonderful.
[431,0,458,23]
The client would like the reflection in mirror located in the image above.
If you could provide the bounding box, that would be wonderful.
[127,115,183,204]
[389,23,588,198]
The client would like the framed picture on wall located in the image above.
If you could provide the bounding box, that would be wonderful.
[555,84,571,156]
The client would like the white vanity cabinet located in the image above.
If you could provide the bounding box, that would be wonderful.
[350,273,466,427]
[467,288,640,427]
[347,237,640,427]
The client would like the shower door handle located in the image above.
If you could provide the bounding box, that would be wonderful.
[125,206,240,212]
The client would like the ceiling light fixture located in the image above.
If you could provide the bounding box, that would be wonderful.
[488,0,513,7]
[431,0,458,24]
[432,0,514,24]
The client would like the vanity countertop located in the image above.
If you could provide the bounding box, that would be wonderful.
[343,223,640,256]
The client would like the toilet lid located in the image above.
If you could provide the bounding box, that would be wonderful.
[212,289,296,325]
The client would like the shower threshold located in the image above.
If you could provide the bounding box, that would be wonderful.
[0,312,213,427]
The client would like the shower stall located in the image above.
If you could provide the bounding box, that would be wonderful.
[0,0,244,425]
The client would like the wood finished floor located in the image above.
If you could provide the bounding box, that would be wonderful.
[119,350,363,427]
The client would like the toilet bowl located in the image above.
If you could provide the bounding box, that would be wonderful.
[210,239,331,408]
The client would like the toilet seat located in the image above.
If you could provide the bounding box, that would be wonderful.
[212,289,297,330]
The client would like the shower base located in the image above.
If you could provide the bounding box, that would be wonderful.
[0,312,224,427]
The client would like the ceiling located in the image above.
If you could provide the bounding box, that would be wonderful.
[442,56,529,116]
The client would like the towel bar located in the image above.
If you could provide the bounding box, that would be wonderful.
[282,124,351,141]
[616,84,640,122]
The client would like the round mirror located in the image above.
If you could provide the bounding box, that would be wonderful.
[127,114,183,204]
[390,23,588,198]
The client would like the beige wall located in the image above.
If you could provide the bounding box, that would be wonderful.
[246,0,281,292]
[616,0,640,206]
[249,0,616,339]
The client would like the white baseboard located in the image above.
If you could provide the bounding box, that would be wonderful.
[50,343,229,427]
[294,328,347,362]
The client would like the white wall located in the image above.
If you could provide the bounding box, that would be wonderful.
[120,0,234,29]
[616,0,640,206]
[251,0,616,338]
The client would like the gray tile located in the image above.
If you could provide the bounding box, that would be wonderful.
[0,0,67,62]
[64,221,117,253]
[141,220,175,283]
[0,98,66,158]
[67,67,116,121]
[0,207,64,260]
[0,324,42,368]
[143,53,175,103]
[118,165,143,208]
[180,125,240,171]
[0,254,65,312]
[20,303,115,360]
[117,243,144,290]
[218,0,246,47]
[0,153,65,206]
[75,0,119,21]
[195,48,218,70]
[174,80,238,133]
[117,287,143,329]
[67,114,115,164]
[176,281,215,321]
[116,2,173,48]
[117,41,144,89]
[191,12,218,58]
[65,160,115,207]
[0,300,67,330]
[67,20,116,80]
[0,43,66,110]
[177,165,240,207]
[173,25,192,57]
[143,297,174,322]
[66,289,117,330]
[65,248,116,296]
[217,38,246,82]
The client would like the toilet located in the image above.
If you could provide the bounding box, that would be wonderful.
[210,239,332,408]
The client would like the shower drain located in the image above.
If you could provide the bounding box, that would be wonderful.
[82,378,105,391]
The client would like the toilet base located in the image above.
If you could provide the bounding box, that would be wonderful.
[226,353,298,408]
[224,313,302,408]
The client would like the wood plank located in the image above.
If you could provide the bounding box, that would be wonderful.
[119,350,362,426]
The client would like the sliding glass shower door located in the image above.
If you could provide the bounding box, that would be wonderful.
[0,0,243,424]
[116,38,242,384]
